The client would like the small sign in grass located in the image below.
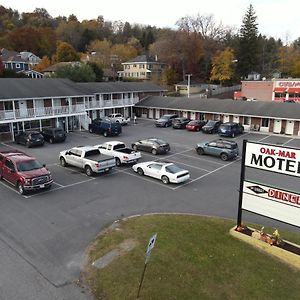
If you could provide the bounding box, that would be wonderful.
[82,215,300,300]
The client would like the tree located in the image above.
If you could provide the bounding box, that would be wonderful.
[160,67,180,87]
[55,41,80,62]
[87,39,112,67]
[210,47,235,85]
[86,62,103,81]
[34,55,51,72]
[54,63,96,82]
[237,4,260,78]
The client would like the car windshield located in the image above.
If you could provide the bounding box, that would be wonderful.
[160,116,169,120]
[189,121,198,125]
[30,133,42,138]
[54,129,64,134]
[17,159,43,171]
[220,124,231,129]
[151,139,166,145]
[165,164,184,174]
[206,121,217,126]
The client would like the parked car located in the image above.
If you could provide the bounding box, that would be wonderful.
[155,114,178,127]
[95,141,141,166]
[132,138,170,155]
[41,127,66,143]
[88,118,122,137]
[107,113,130,125]
[195,139,239,161]
[132,161,190,184]
[15,131,44,147]
[201,120,222,134]
[218,122,244,138]
[172,117,191,129]
[186,120,207,132]
[0,150,53,194]
[59,146,116,176]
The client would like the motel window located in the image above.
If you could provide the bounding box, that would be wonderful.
[199,113,205,120]
[261,118,269,127]
[4,101,13,111]
[243,117,250,125]
[133,64,136,68]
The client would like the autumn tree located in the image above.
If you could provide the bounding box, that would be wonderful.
[34,55,51,72]
[160,67,180,87]
[111,44,138,63]
[210,47,236,85]
[55,41,80,62]
[54,63,96,82]
[87,39,112,67]
[0,57,4,76]
[86,62,103,81]
[237,4,260,78]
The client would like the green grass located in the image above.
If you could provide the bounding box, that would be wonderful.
[82,215,300,300]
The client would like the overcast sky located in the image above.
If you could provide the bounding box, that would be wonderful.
[1,0,299,42]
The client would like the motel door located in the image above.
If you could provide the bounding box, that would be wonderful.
[155,109,160,119]
[273,120,282,133]
[233,116,240,123]
[149,109,154,119]
[223,114,230,122]
[18,100,27,118]
[285,120,294,135]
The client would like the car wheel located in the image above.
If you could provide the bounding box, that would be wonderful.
[85,166,93,176]
[196,148,204,155]
[49,138,54,144]
[133,145,138,151]
[103,131,108,137]
[231,132,235,138]
[60,157,67,167]
[161,175,169,184]
[220,153,229,161]
[0,172,3,180]
[26,141,31,148]
[151,148,157,155]
[164,123,168,128]
[89,128,93,133]
[196,127,200,132]
[17,182,25,195]
[137,167,144,176]
[115,158,121,166]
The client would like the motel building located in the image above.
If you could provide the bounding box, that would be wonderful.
[134,96,300,136]
[235,79,300,103]
[0,78,166,141]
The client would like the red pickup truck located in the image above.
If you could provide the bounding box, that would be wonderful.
[0,150,53,194]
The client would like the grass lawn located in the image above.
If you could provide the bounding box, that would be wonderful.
[82,215,300,300]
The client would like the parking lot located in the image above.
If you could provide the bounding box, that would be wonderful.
[1,119,300,299]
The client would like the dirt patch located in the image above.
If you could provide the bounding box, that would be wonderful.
[92,239,137,269]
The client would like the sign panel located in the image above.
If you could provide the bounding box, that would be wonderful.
[245,142,300,177]
[242,181,300,227]
[145,233,157,264]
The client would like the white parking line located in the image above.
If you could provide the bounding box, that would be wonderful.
[282,138,294,146]
[165,159,211,172]
[172,158,241,190]
[178,153,226,166]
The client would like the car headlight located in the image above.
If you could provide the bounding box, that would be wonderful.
[24,178,31,185]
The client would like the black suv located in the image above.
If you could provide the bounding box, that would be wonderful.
[202,120,222,134]
[88,118,122,137]
[15,131,44,147]
[155,114,178,127]
[172,117,191,129]
[42,127,66,143]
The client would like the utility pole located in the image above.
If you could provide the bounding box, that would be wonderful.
[185,74,192,98]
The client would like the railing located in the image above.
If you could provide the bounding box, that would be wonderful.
[0,104,86,121]
[85,97,139,109]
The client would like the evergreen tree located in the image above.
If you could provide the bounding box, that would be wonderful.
[237,4,259,78]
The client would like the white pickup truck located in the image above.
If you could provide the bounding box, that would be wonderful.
[59,146,116,176]
[107,113,130,125]
[95,141,141,166]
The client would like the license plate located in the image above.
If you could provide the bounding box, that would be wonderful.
[40,184,45,188]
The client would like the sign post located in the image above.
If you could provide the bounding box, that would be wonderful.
[137,233,157,299]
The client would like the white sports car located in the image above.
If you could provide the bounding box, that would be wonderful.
[132,161,190,184]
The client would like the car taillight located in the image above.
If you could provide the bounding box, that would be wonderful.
[123,156,128,160]
[95,163,100,168]
[108,128,112,132]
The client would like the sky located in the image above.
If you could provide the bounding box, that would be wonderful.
[1,0,299,42]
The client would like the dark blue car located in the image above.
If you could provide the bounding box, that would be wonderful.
[218,122,244,138]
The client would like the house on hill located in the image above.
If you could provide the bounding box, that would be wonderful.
[118,55,166,82]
